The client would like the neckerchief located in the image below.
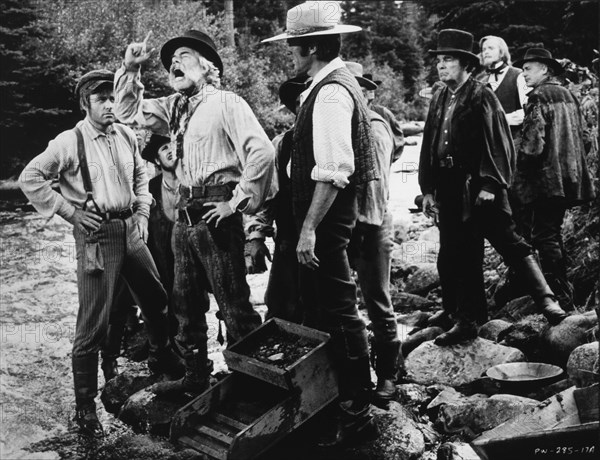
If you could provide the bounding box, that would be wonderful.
[486,62,508,81]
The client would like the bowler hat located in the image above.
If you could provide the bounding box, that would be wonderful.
[160,29,223,77]
[74,69,114,99]
[428,29,479,65]
[141,134,171,162]
[279,74,310,114]
[513,48,563,75]
[345,62,378,90]
[262,1,361,43]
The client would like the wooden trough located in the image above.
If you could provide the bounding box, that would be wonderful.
[170,318,339,460]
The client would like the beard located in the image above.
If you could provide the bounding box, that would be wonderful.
[169,65,205,94]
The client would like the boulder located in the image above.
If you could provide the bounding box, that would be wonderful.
[101,362,164,414]
[405,338,525,387]
[427,387,478,413]
[492,295,538,322]
[567,342,600,387]
[396,383,430,410]
[437,442,481,460]
[396,310,432,329]
[392,292,435,313]
[541,311,598,366]
[404,263,440,296]
[118,387,190,435]
[402,327,444,357]
[497,315,547,361]
[478,319,512,342]
[436,394,538,439]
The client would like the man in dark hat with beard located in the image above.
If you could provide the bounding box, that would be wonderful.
[114,30,275,395]
[512,48,596,311]
[419,29,568,346]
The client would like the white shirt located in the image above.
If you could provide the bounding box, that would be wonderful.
[484,62,531,126]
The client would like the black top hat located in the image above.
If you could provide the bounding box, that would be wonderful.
[74,69,114,99]
[160,29,224,77]
[428,29,479,65]
[513,48,563,75]
[279,74,310,114]
[141,134,171,162]
[362,73,382,86]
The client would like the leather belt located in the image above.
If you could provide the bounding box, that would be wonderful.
[94,208,134,221]
[179,183,234,200]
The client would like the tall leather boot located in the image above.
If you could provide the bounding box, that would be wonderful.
[72,355,104,438]
[372,341,401,409]
[514,255,568,325]
[318,356,378,447]
[434,318,478,346]
[101,323,123,382]
[151,349,211,396]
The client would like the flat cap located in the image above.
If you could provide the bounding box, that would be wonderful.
[74,69,115,99]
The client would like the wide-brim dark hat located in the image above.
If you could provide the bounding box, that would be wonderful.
[279,74,310,113]
[345,62,378,90]
[74,69,114,99]
[160,29,224,77]
[141,134,171,162]
[363,73,382,86]
[428,28,479,65]
[513,48,563,74]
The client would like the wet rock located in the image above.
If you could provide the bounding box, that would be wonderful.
[427,387,476,413]
[492,295,537,321]
[118,388,190,436]
[437,442,480,460]
[436,394,538,439]
[497,315,547,361]
[541,311,598,366]
[402,327,444,357]
[405,338,525,387]
[101,362,165,414]
[396,310,431,329]
[567,342,599,387]
[404,263,440,296]
[392,292,435,312]
[525,378,571,401]
[397,383,430,410]
[478,319,512,342]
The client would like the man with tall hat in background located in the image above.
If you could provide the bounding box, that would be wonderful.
[512,48,595,311]
[19,70,182,437]
[419,29,568,346]
[115,30,275,396]
[263,1,379,446]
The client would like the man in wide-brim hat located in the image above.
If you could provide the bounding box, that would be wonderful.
[418,29,568,346]
[510,47,595,310]
[114,29,276,396]
[263,1,380,447]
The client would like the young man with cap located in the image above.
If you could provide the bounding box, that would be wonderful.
[263,1,379,446]
[114,30,275,396]
[19,70,181,437]
[512,48,596,310]
[419,29,568,346]
[344,61,401,409]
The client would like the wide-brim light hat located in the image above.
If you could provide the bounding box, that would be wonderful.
[160,29,223,77]
[428,29,479,66]
[345,62,378,90]
[262,1,361,43]
[513,48,563,75]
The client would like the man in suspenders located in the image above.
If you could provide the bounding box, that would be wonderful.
[19,70,182,437]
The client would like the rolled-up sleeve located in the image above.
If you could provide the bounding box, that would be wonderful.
[222,94,276,214]
[18,132,77,219]
[114,66,171,135]
[311,83,355,188]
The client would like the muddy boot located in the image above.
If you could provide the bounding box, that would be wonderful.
[101,323,123,382]
[72,355,104,438]
[426,309,454,330]
[434,319,478,346]
[147,346,185,379]
[372,341,401,409]
[514,255,568,325]
[151,350,211,396]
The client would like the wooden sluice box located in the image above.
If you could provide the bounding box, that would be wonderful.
[170,318,339,459]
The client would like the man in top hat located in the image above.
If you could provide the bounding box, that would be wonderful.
[114,30,275,395]
[344,61,401,409]
[512,48,596,310]
[419,29,568,346]
[19,70,182,437]
[263,1,379,446]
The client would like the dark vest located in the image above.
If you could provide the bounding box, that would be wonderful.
[274,130,296,242]
[495,67,522,114]
[148,175,175,293]
[291,67,377,202]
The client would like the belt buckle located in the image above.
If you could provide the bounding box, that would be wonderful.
[183,208,193,227]
[187,185,193,199]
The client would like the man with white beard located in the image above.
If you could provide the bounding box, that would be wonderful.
[114,30,276,395]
